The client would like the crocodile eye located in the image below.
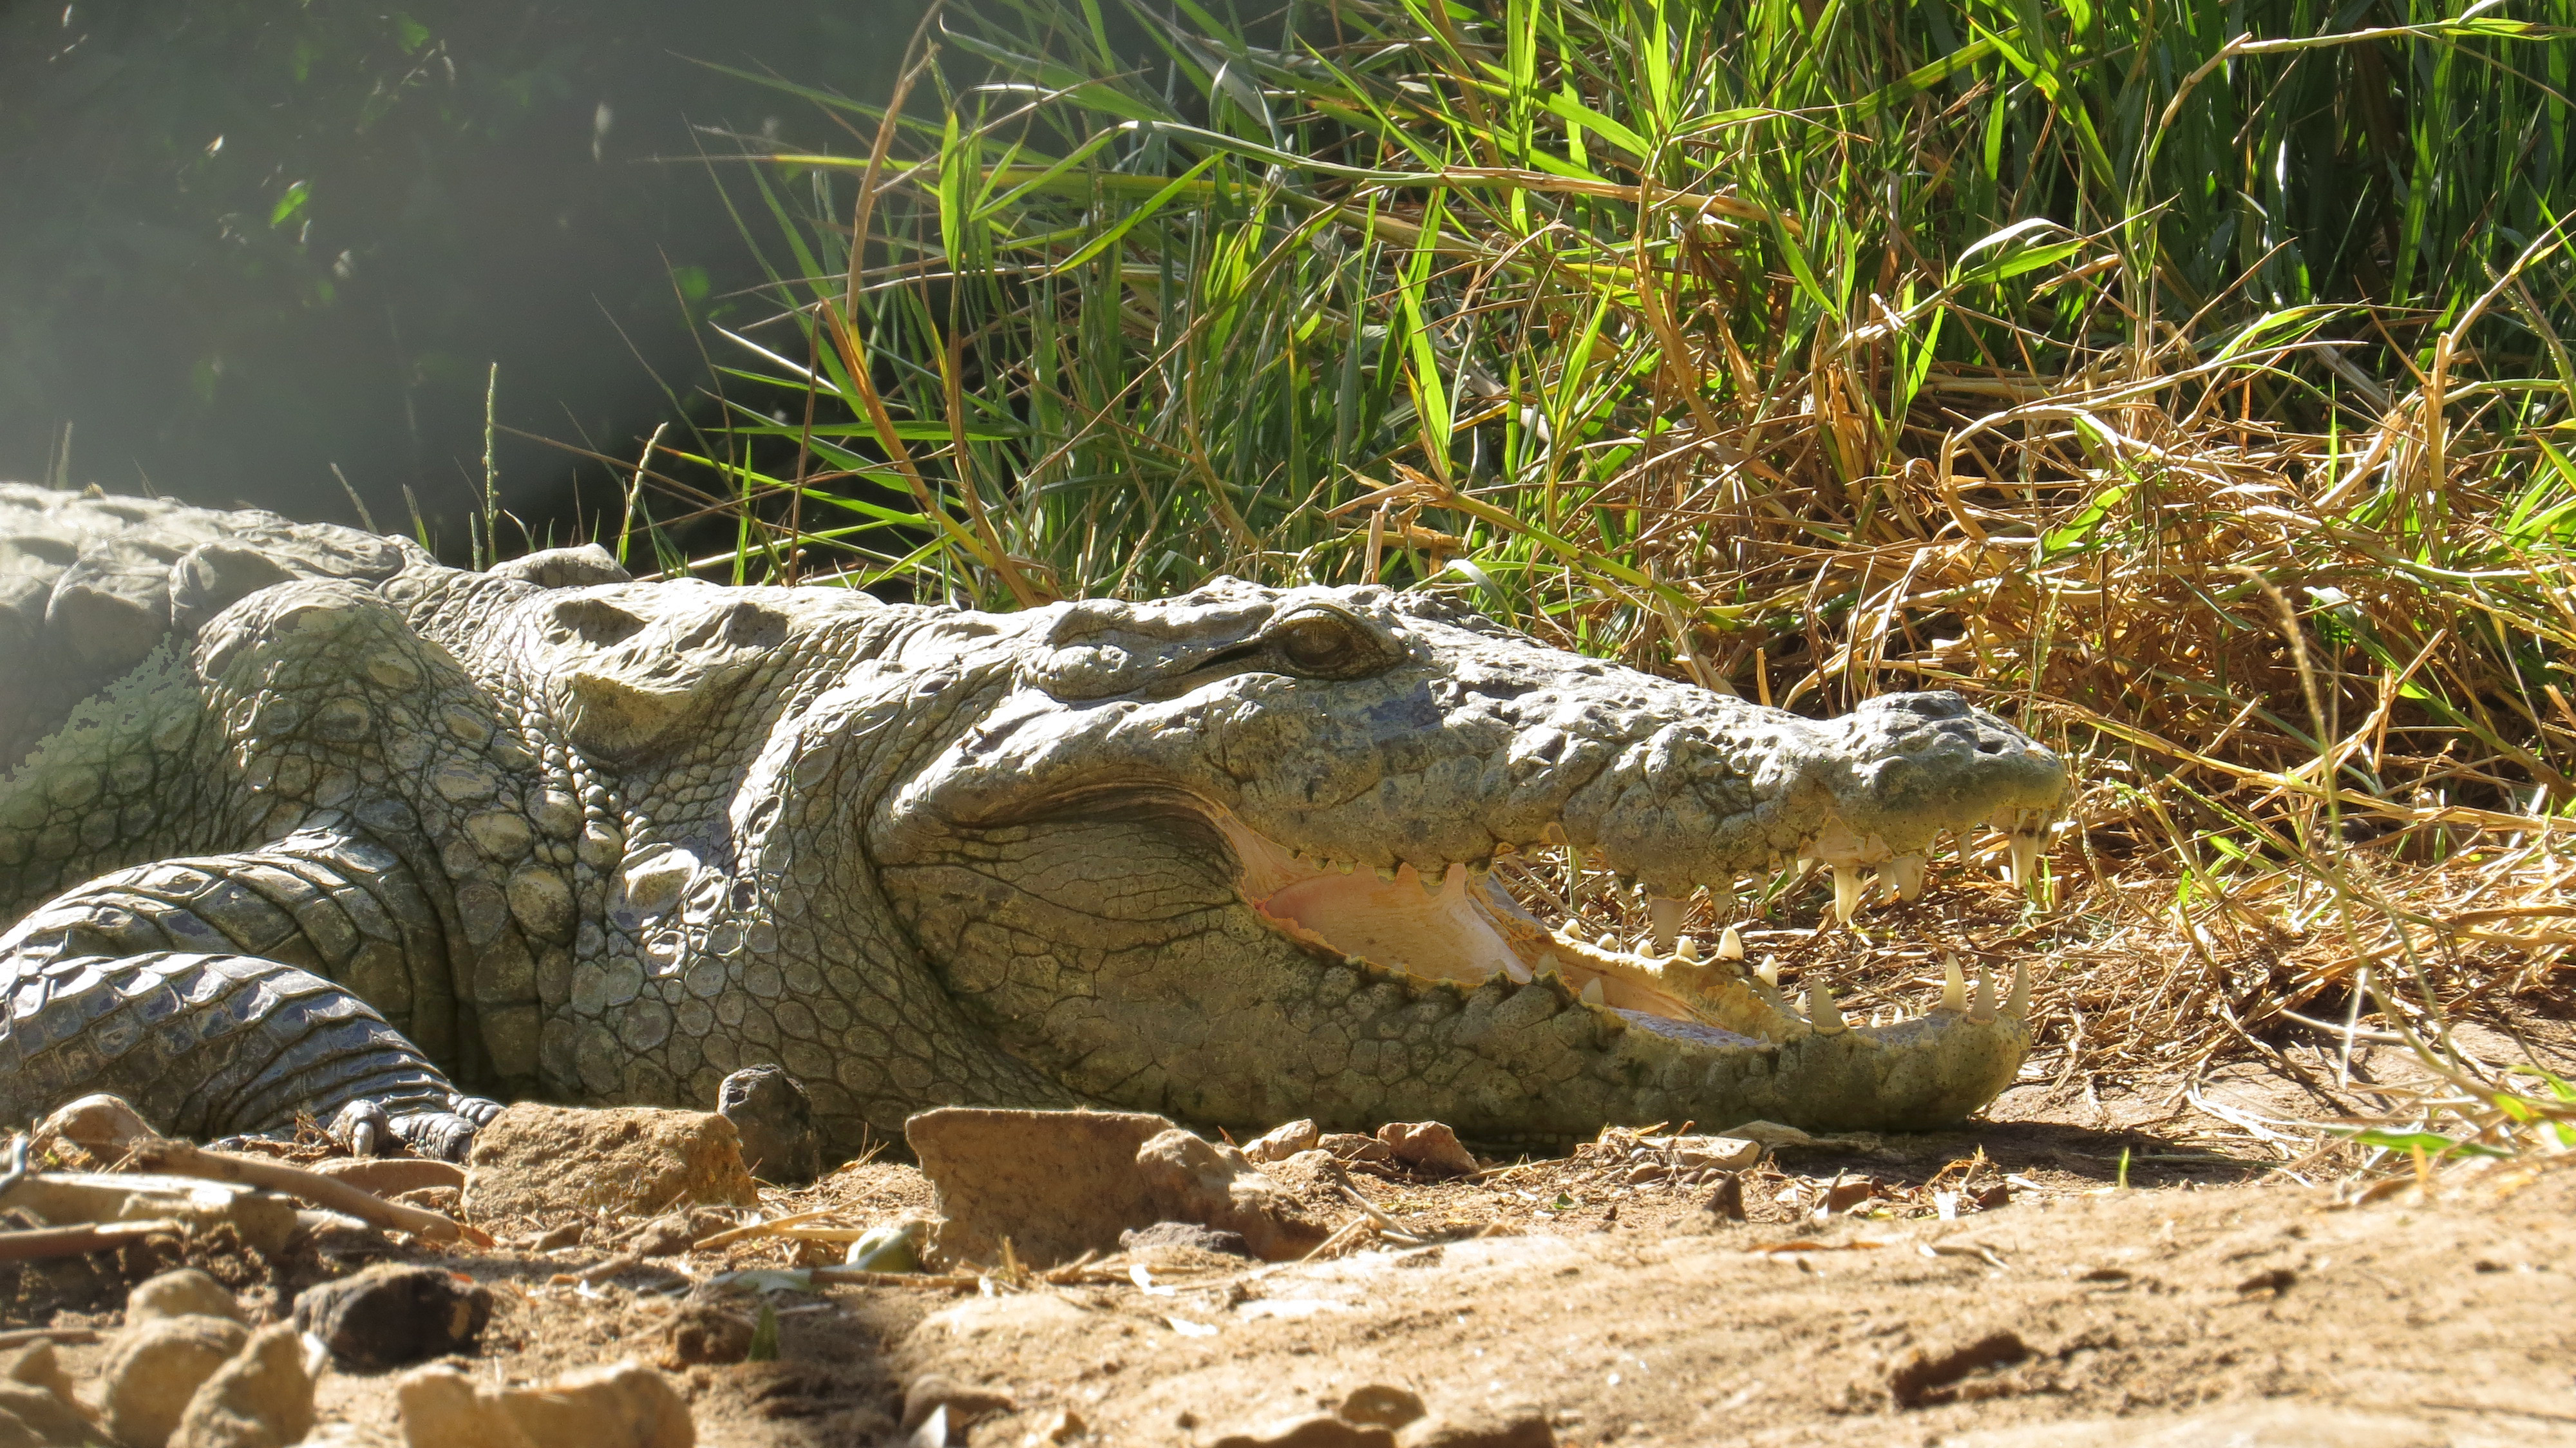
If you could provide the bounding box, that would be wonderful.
[1269,607,1393,678]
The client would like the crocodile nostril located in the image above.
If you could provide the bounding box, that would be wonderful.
[1976,738,2007,755]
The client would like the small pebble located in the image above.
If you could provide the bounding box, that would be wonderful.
[1376,1121,1477,1177]
[169,1323,316,1448]
[1241,1119,1320,1165]
[128,1269,248,1326]
[104,1315,251,1448]
[294,1264,492,1370]
[1340,1384,1426,1429]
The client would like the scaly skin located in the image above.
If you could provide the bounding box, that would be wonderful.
[0,484,2068,1158]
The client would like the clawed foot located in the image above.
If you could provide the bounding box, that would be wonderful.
[328,1094,502,1162]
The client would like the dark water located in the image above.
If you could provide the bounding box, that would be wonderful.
[0,0,929,555]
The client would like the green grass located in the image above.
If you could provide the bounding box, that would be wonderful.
[612,0,2576,1158]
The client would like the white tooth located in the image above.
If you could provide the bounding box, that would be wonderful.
[1676,935,1701,961]
[1339,858,1357,875]
[1756,955,1780,987]
[1807,979,1846,1034]
[1940,953,1966,1012]
[1832,866,1862,923]
[1710,880,1736,918]
[1376,864,1399,883]
[2009,831,2041,887]
[1422,866,1446,899]
[1579,977,1606,1006]
[1649,896,1685,955]
[1596,931,1620,952]
[1969,964,1997,1022]
[1888,853,1926,901]
[1718,924,1745,960]
[2007,959,2031,1018]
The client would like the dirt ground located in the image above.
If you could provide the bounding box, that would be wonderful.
[15,1025,2576,1448]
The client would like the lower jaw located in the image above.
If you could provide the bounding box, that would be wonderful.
[1202,810,2039,1134]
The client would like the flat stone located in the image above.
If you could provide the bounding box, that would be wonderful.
[715,1064,823,1183]
[128,1268,247,1326]
[293,1264,493,1370]
[102,1315,251,1448]
[907,1107,1177,1268]
[1376,1121,1477,1177]
[169,1323,314,1448]
[462,1104,757,1228]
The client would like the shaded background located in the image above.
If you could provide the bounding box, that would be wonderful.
[0,0,930,555]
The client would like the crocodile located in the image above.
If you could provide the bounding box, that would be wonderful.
[0,482,2067,1160]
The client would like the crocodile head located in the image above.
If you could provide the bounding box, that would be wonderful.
[866,579,2066,1142]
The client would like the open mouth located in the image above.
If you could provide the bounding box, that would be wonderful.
[1206,806,2038,1051]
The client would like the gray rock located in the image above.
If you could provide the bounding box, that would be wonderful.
[715,1064,823,1184]
[102,1315,251,1448]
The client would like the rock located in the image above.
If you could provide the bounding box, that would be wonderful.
[1397,1405,1556,1448]
[715,1065,823,1184]
[1375,1122,1477,1177]
[395,1358,693,1448]
[102,1315,251,1448]
[128,1268,247,1326]
[1132,1130,1332,1262]
[311,1157,469,1199]
[293,1264,493,1370]
[1339,1385,1427,1429]
[1317,1133,1392,1165]
[169,1323,315,1448]
[907,1107,1177,1268]
[1656,1135,1759,1172]
[0,1341,78,1401]
[1211,1413,1396,1448]
[900,1373,1017,1434]
[1241,1119,1320,1165]
[0,1345,94,1448]
[659,1306,753,1368]
[462,1104,757,1227]
[0,1379,95,1448]
[1119,1221,1251,1257]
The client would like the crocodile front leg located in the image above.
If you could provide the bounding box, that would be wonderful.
[0,829,497,1159]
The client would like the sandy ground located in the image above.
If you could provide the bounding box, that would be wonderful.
[15,1031,2576,1448]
